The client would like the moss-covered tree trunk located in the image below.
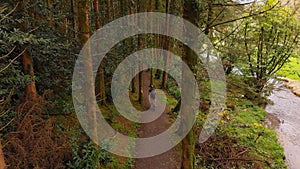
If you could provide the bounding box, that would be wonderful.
[181,44,197,169]
[181,1,198,168]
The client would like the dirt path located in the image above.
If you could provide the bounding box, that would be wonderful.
[134,71,181,169]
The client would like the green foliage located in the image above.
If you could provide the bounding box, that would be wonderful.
[196,82,287,169]
[0,3,35,133]
[223,99,287,169]
[67,103,138,169]
[216,1,300,93]
[166,79,181,99]
[67,141,114,169]
[277,57,300,80]
[105,159,135,169]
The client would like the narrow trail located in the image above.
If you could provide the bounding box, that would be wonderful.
[134,71,181,169]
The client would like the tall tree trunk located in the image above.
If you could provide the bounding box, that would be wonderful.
[62,0,68,34]
[127,0,137,93]
[22,50,38,101]
[154,0,162,81]
[148,0,154,87]
[181,46,196,169]
[138,38,144,105]
[93,0,100,29]
[181,50,196,169]
[46,0,54,26]
[21,0,38,101]
[137,0,151,107]
[77,2,99,164]
[137,0,144,105]
[181,1,198,168]
[0,142,6,169]
[94,0,106,105]
[162,0,170,88]
[107,0,111,21]
[71,0,78,38]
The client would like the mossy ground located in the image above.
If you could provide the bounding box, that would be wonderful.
[195,78,287,169]
[278,57,300,80]
[224,99,286,169]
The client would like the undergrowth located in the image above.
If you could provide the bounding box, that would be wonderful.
[67,103,138,169]
[194,83,287,169]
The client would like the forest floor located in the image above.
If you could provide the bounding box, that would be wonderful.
[134,71,181,169]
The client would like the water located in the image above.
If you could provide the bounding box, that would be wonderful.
[265,81,300,169]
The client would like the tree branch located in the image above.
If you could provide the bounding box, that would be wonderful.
[0,48,26,73]
[208,1,280,29]
[0,2,19,22]
[0,46,16,60]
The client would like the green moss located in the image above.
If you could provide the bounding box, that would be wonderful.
[222,99,287,169]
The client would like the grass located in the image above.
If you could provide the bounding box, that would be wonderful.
[195,78,287,169]
[277,57,300,80]
[223,98,287,169]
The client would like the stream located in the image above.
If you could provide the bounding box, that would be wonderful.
[265,80,300,169]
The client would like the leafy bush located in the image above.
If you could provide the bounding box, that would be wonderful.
[67,141,114,169]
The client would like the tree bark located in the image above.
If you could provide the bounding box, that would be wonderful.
[137,0,145,106]
[93,0,100,30]
[71,0,78,38]
[162,0,170,88]
[46,0,54,26]
[22,50,38,101]
[93,0,106,105]
[181,45,196,169]
[181,1,198,168]
[19,0,39,101]
[78,0,99,153]
[0,142,6,169]
[107,0,111,21]
[126,0,137,93]
[62,0,68,34]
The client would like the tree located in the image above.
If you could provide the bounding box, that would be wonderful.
[181,1,199,168]
[93,0,106,105]
[0,142,5,169]
[77,2,99,165]
[137,0,150,106]
[20,0,39,101]
[161,0,170,88]
[241,1,299,92]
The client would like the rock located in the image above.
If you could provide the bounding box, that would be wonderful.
[285,78,300,97]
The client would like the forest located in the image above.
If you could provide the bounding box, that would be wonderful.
[0,0,299,168]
